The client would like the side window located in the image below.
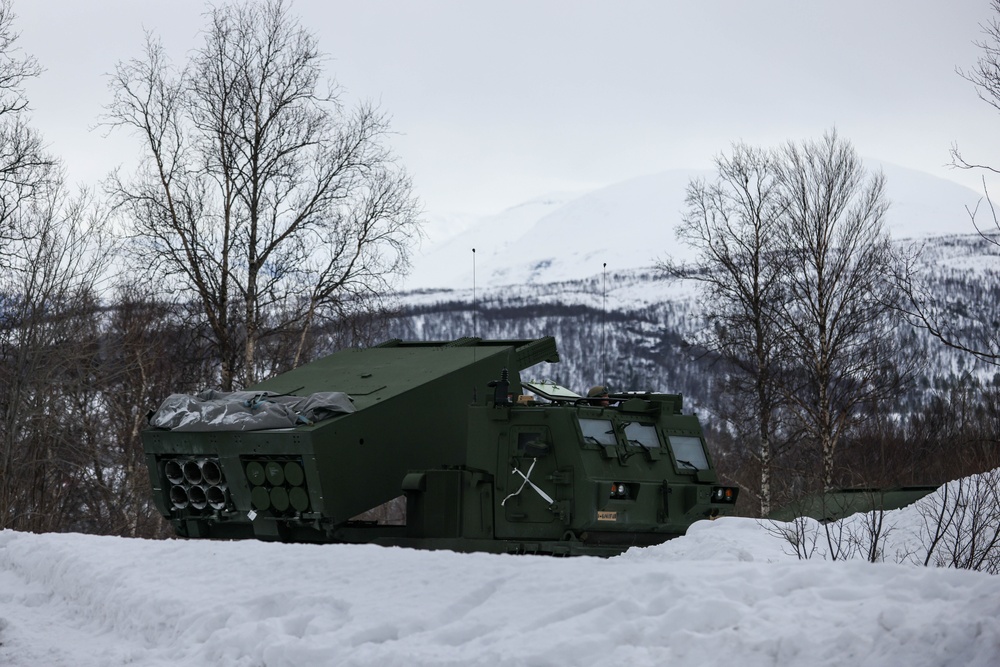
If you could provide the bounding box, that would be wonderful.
[667,435,709,470]
[623,422,661,448]
[516,430,547,452]
[578,418,617,446]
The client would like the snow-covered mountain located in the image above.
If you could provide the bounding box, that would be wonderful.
[391,161,1000,416]
[403,162,987,291]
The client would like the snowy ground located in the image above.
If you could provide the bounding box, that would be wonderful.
[2,483,999,666]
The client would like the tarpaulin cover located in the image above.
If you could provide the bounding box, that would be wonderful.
[148,390,355,432]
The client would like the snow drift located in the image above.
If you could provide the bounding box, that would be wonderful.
[2,470,999,666]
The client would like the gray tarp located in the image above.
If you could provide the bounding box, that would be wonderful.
[149,390,355,432]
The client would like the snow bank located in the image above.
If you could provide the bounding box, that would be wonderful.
[2,509,999,666]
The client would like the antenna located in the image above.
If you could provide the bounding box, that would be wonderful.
[472,248,477,339]
[602,262,607,387]
[472,248,478,398]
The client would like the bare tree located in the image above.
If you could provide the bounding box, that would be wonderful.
[104,0,421,390]
[763,516,821,560]
[896,0,1000,366]
[766,503,896,564]
[0,0,54,244]
[659,144,787,515]
[907,470,1000,573]
[774,130,911,492]
[82,283,214,538]
[0,181,114,532]
[664,134,912,505]
[0,2,118,533]
[954,0,1000,188]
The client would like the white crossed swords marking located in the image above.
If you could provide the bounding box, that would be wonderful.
[500,458,555,507]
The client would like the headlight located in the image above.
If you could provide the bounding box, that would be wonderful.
[710,486,739,504]
[610,482,631,499]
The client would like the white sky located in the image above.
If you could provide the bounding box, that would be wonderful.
[12,1,1000,218]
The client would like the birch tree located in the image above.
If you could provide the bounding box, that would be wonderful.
[899,0,1000,366]
[0,0,55,245]
[660,143,787,516]
[104,0,420,390]
[774,130,909,492]
[668,132,913,501]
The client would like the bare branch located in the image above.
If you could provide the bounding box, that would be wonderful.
[103,0,421,389]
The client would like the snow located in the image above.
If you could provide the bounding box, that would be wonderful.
[403,163,986,291]
[2,476,1000,667]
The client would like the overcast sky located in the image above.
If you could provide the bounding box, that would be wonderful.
[12,1,1000,218]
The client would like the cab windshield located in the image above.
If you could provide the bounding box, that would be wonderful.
[668,435,709,470]
[624,422,660,448]
[578,418,617,446]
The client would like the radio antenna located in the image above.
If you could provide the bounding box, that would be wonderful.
[473,248,477,339]
[602,262,607,387]
[472,247,478,389]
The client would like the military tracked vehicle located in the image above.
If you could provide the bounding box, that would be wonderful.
[142,337,739,556]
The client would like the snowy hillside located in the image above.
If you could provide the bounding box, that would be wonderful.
[2,470,999,666]
[403,162,986,290]
[391,163,1000,408]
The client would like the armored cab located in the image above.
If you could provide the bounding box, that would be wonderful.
[142,337,739,556]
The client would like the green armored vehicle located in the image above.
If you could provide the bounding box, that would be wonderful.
[142,337,739,556]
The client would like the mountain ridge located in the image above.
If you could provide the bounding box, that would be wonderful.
[403,162,985,291]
